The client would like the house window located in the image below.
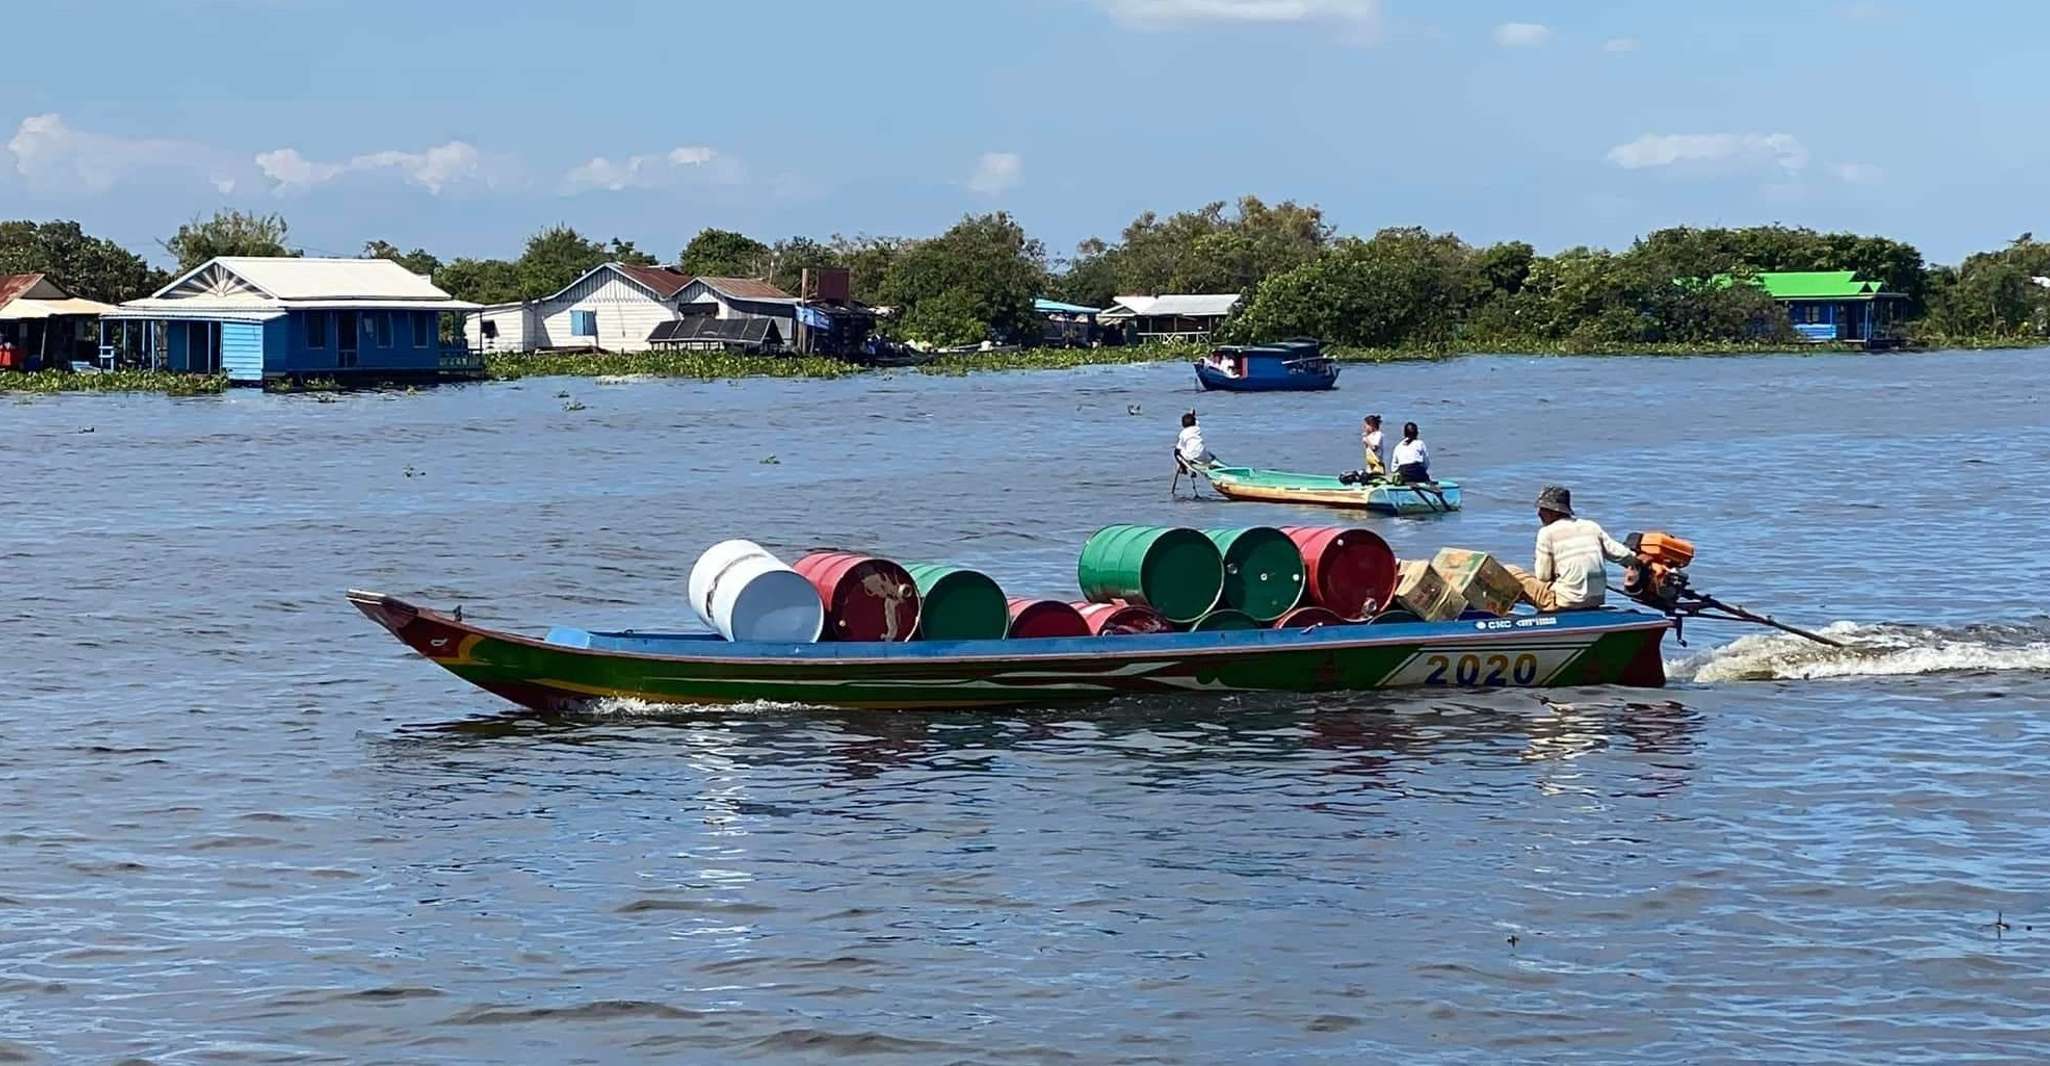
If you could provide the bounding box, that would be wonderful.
[306,310,329,349]
[414,311,431,348]
[369,311,394,348]
[480,319,499,339]
[571,310,598,337]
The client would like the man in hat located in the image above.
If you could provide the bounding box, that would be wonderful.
[1505,485,1637,612]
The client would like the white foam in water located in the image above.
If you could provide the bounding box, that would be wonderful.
[580,696,818,719]
[593,374,656,385]
[1671,620,2050,683]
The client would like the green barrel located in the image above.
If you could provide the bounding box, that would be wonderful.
[1077,524,1223,625]
[903,563,1009,642]
[1203,527,1306,622]
[1187,608,1259,632]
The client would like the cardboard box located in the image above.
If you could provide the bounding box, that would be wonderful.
[1394,559,1466,622]
[1431,547,1523,618]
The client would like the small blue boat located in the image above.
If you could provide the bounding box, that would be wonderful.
[1194,339,1339,392]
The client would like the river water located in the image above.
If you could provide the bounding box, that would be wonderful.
[4,350,2050,1063]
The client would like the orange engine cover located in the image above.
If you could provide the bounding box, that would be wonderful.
[1636,531,1696,567]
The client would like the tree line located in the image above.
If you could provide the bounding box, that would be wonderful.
[5,203,2047,348]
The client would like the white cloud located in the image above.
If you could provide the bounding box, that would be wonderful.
[7,113,234,194]
[1832,161,1885,184]
[967,152,1023,197]
[256,140,488,194]
[1098,0,1383,39]
[1493,21,1552,47]
[563,145,730,193]
[1606,132,1809,174]
[1602,36,1639,52]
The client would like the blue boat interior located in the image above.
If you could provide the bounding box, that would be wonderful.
[540,607,1663,660]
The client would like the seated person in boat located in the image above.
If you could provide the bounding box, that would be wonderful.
[1175,411,1219,470]
[1361,414,1387,477]
[1390,422,1429,482]
[1506,485,1636,612]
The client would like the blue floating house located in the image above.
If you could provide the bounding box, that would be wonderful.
[100,257,482,384]
[1713,270,1908,347]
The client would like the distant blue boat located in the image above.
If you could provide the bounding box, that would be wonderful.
[1193,339,1340,392]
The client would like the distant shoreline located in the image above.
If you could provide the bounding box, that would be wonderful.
[5,339,2042,395]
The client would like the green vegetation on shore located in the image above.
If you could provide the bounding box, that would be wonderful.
[0,370,228,395]
[484,350,863,381]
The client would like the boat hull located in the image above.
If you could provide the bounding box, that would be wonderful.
[1194,362,1339,392]
[348,590,1667,713]
[1206,467,1461,515]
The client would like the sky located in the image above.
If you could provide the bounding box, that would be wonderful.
[3,0,2043,268]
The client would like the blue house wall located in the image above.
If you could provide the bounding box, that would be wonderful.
[276,309,447,375]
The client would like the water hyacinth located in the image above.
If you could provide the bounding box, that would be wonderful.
[0,370,229,395]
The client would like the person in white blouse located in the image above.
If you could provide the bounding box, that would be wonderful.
[1390,421,1429,483]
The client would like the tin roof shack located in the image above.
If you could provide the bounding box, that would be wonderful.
[468,262,693,354]
[1097,293,1242,343]
[103,258,481,384]
[0,274,117,371]
[1034,298,1103,348]
[791,267,876,358]
[1713,270,1908,348]
[671,276,799,353]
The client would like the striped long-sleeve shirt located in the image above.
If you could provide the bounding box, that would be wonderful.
[1534,518,1635,609]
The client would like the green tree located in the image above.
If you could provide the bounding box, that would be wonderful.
[362,239,442,279]
[435,257,522,305]
[163,210,295,272]
[0,219,163,301]
[679,228,770,277]
[881,213,1045,345]
[607,238,658,266]
[513,225,609,300]
[1053,238,1121,308]
[1080,196,1333,298]
[1229,228,1484,347]
[680,226,770,276]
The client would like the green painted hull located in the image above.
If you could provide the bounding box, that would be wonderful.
[349,590,1670,713]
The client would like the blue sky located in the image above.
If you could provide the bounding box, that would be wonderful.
[3,0,2042,267]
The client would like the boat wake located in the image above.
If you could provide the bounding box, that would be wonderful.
[579,696,822,719]
[1670,619,2050,683]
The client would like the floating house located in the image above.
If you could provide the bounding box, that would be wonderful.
[1097,293,1242,343]
[102,257,480,383]
[674,276,799,351]
[0,274,118,371]
[466,265,805,355]
[1034,298,1102,347]
[1720,270,1907,347]
[467,262,693,353]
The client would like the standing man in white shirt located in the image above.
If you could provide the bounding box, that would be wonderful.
[1390,421,1430,483]
[1505,485,1638,612]
[1360,414,1387,476]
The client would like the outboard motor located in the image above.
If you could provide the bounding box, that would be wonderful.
[1619,530,1842,648]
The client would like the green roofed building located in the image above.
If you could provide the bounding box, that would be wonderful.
[1710,270,1907,347]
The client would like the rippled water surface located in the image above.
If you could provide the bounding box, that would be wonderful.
[6,350,2050,1063]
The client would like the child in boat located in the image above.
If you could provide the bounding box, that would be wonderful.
[1391,422,1429,482]
[1361,414,1387,476]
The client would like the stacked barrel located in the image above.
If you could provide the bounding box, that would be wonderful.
[685,523,1410,645]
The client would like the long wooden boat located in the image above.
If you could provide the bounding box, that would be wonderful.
[1204,465,1462,515]
[348,590,1669,712]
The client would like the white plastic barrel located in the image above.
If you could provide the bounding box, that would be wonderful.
[688,539,825,643]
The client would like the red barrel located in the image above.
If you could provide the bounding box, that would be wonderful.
[794,551,922,642]
[1279,527,1398,620]
[1073,600,1172,636]
[1272,605,1347,629]
[1006,598,1090,639]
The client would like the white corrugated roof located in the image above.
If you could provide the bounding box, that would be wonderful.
[1138,293,1241,317]
[209,257,451,301]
